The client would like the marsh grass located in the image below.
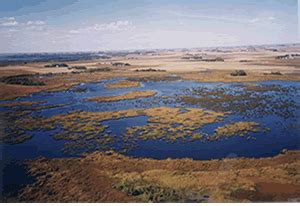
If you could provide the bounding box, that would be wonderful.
[86,90,156,102]
[210,122,261,140]
[105,80,141,89]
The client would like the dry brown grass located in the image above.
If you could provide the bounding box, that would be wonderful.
[17,150,300,202]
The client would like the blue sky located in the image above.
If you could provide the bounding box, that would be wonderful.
[0,0,298,53]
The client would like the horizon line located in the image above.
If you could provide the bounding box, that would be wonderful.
[1,41,299,55]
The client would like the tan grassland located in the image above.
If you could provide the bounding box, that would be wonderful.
[0,48,299,100]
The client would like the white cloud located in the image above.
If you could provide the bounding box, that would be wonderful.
[24,20,47,31]
[27,20,45,25]
[249,18,260,23]
[0,18,47,30]
[248,16,276,24]
[92,20,133,31]
[0,17,18,26]
[268,16,275,21]
[170,11,276,25]
[69,29,80,34]
[169,11,247,24]
[67,20,135,35]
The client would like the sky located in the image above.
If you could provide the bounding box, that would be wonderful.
[0,0,298,53]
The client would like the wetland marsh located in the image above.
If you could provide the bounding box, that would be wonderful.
[1,78,299,158]
[1,0,300,202]
[0,76,299,202]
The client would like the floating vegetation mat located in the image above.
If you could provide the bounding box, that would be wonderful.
[210,122,263,140]
[3,106,246,153]
[180,83,299,119]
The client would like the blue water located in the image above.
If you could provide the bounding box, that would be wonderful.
[0,79,299,199]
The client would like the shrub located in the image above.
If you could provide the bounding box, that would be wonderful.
[230,70,247,76]
[1,74,45,86]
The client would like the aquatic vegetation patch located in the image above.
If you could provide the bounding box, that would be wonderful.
[0,111,34,144]
[243,84,289,92]
[2,108,144,148]
[2,81,297,155]
[124,107,225,142]
[190,133,204,141]
[0,102,69,144]
[1,131,32,144]
[105,80,141,89]
[2,104,267,152]
[3,107,225,151]
[210,122,261,140]
[30,107,223,142]
[62,134,115,155]
[86,90,157,102]
[180,84,299,119]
